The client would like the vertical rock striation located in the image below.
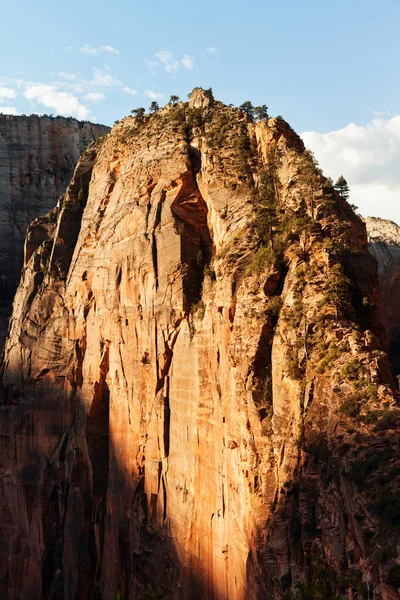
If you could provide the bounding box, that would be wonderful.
[0,114,110,346]
[366,216,400,375]
[0,91,399,599]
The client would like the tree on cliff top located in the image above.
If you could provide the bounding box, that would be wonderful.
[334,175,350,201]
[240,101,255,120]
[131,107,146,122]
[254,104,269,121]
[149,101,160,113]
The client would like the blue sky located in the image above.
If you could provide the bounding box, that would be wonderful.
[1,0,400,221]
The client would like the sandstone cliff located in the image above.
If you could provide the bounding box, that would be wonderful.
[366,216,400,376]
[0,114,110,346]
[0,90,399,600]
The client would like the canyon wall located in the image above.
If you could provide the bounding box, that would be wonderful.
[366,216,400,376]
[0,114,110,346]
[0,90,399,600]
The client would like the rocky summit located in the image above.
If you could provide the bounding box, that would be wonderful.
[0,89,399,600]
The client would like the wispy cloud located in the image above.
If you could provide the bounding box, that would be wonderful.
[84,92,106,103]
[181,55,195,69]
[122,87,138,96]
[91,68,121,88]
[23,84,89,119]
[144,90,164,101]
[58,72,81,82]
[301,114,400,223]
[155,50,179,73]
[146,50,198,73]
[0,87,16,102]
[201,47,218,58]
[80,44,120,56]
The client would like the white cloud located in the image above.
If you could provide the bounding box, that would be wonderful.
[0,87,16,102]
[155,50,179,72]
[181,55,194,69]
[58,72,81,82]
[80,44,99,56]
[144,90,164,101]
[84,92,105,103]
[101,45,119,55]
[23,84,89,119]
[301,115,400,224]
[201,47,218,59]
[122,87,137,96]
[0,106,17,115]
[80,44,120,56]
[91,68,121,88]
[145,60,158,70]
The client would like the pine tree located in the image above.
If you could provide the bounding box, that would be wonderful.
[169,95,180,105]
[254,105,269,121]
[324,263,352,319]
[131,107,146,122]
[149,101,160,113]
[239,101,255,120]
[334,175,350,201]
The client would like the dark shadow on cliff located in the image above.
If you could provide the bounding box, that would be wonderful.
[244,404,400,600]
[0,371,197,600]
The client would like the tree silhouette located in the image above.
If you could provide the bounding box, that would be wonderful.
[254,105,269,121]
[334,175,350,201]
[149,101,160,113]
[131,107,146,122]
[239,101,255,120]
[169,95,180,104]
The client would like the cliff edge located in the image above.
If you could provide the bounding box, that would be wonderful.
[0,90,399,600]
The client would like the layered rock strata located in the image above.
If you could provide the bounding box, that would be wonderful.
[0,90,399,600]
[0,114,110,346]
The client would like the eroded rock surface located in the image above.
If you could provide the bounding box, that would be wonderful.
[0,114,110,346]
[366,216,400,376]
[0,92,399,600]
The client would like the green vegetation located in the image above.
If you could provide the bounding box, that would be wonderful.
[190,299,205,319]
[169,95,180,104]
[138,585,171,600]
[149,101,160,113]
[321,263,352,319]
[254,104,269,121]
[334,175,350,201]
[239,101,254,119]
[283,555,348,600]
[131,107,146,122]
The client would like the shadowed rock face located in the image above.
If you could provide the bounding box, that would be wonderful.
[0,114,110,346]
[0,91,399,600]
[366,216,400,376]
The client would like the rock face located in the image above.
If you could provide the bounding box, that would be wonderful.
[366,216,400,375]
[0,91,399,600]
[0,114,110,346]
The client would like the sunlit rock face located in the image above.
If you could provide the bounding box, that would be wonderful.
[0,114,110,346]
[0,91,399,600]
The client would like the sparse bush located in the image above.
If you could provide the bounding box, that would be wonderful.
[190,299,205,319]
[246,246,276,276]
[268,296,283,317]
[339,358,362,381]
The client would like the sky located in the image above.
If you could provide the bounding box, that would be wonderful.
[0,0,400,222]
